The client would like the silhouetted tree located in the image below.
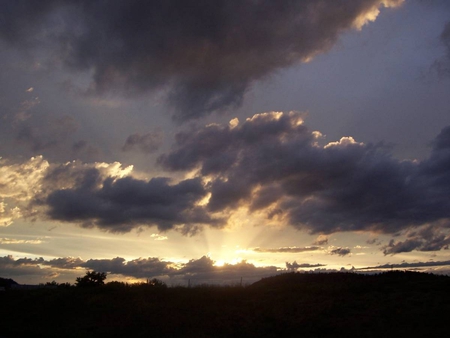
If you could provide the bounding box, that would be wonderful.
[75,271,107,287]
[147,278,167,288]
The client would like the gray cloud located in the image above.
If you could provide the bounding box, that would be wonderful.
[0,0,402,121]
[81,257,174,278]
[359,260,450,270]
[330,247,351,256]
[0,255,49,278]
[6,112,450,252]
[254,246,321,253]
[72,140,100,161]
[122,130,163,154]
[383,225,450,255]
[0,255,280,285]
[366,238,379,245]
[443,21,450,55]
[44,257,85,269]
[313,235,329,246]
[159,112,450,242]
[433,21,450,77]
[286,261,326,270]
[15,115,78,151]
[171,256,279,284]
[44,168,224,233]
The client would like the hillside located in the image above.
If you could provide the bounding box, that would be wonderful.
[0,277,18,290]
[1,271,449,337]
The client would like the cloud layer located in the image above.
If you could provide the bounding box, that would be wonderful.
[160,112,450,243]
[2,111,450,254]
[45,173,223,233]
[0,0,403,121]
[159,113,450,234]
[0,255,279,285]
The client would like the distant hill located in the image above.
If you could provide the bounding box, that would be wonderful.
[250,270,449,290]
[0,277,19,290]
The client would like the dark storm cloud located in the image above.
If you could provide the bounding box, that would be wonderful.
[0,0,402,121]
[122,130,163,154]
[159,112,450,246]
[44,168,223,233]
[254,246,321,253]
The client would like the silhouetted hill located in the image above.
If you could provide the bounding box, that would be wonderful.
[0,277,18,289]
[1,271,449,337]
[250,270,448,291]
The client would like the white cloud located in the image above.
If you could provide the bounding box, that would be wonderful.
[151,234,168,241]
[0,237,43,244]
[352,0,404,30]
[0,203,22,226]
[0,156,50,201]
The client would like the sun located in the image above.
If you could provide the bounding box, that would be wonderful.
[214,260,225,267]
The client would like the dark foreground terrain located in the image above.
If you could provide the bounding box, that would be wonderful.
[1,271,449,337]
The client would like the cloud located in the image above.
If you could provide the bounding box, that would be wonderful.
[15,115,78,152]
[383,225,450,255]
[43,257,85,269]
[254,246,321,253]
[1,156,224,233]
[3,114,450,248]
[40,160,133,192]
[0,156,50,201]
[0,203,22,226]
[0,255,280,285]
[45,172,224,233]
[366,238,380,245]
[171,256,279,284]
[150,234,168,241]
[0,0,403,121]
[286,261,326,270]
[159,112,450,244]
[0,156,50,225]
[329,247,352,256]
[80,257,174,278]
[0,255,49,278]
[0,237,43,244]
[359,260,450,270]
[432,21,450,77]
[313,235,329,246]
[71,140,100,162]
[122,130,163,154]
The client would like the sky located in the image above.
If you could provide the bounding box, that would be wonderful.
[1,0,450,286]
